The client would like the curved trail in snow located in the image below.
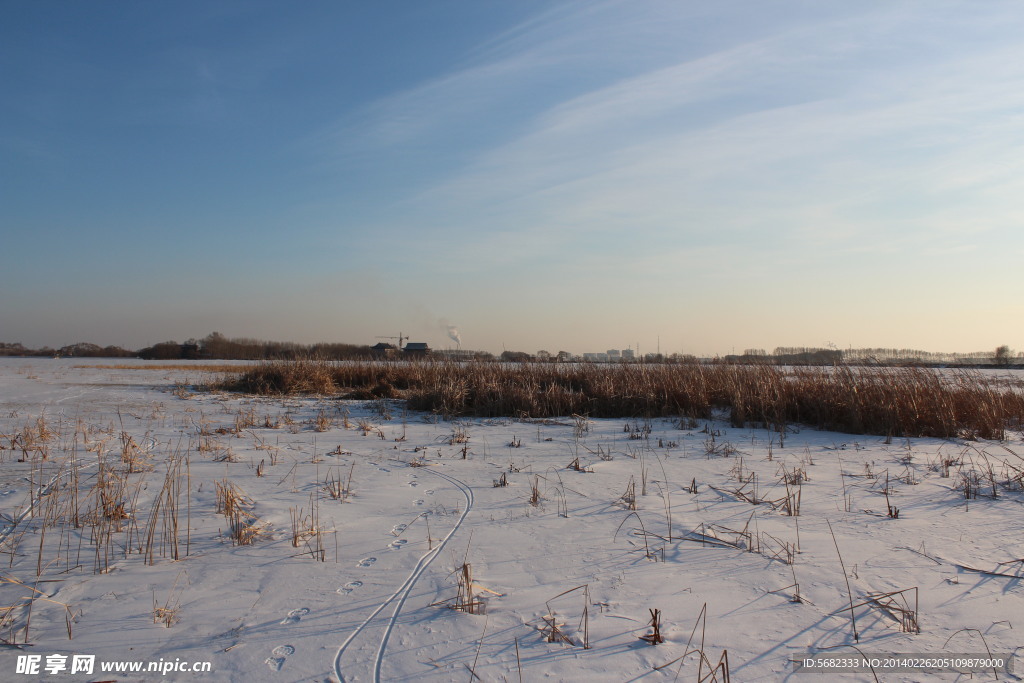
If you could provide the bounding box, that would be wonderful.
[333,466,473,683]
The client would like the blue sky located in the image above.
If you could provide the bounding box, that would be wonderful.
[2,1,1022,356]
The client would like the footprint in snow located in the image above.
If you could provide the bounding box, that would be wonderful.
[377,467,390,472]
[388,539,407,550]
[408,481,418,487]
[425,490,434,495]
[357,557,377,568]
[413,499,424,506]
[391,524,408,535]
[337,581,363,595]
[280,608,309,625]
[265,645,294,671]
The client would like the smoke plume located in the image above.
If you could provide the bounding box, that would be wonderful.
[447,326,462,347]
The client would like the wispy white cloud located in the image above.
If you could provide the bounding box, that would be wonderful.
[368,2,1024,261]
[299,1,1024,350]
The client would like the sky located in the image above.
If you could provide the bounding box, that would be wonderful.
[2,0,1023,357]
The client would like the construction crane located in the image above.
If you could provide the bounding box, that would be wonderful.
[376,333,406,349]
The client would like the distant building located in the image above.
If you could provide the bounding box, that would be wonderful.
[403,342,431,356]
[371,342,398,357]
[581,348,635,362]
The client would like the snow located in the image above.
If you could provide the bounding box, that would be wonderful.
[0,358,1021,681]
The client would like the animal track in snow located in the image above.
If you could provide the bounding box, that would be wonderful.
[413,499,424,506]
[391,524,407,535]
[266,645,295,671]
[357,557,377,568]
[408,481,418,487]
[332,466,475,683]
[388,539,407,550]
[280,607,310,624]
[338,581,363,595]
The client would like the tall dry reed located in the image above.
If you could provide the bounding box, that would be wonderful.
[215,360,1024,439]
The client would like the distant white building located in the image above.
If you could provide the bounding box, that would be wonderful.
[581,347,636,362]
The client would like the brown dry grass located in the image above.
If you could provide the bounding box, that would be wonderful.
[212,360,1024,439]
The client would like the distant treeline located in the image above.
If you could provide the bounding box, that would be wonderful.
[728,345,1021,367]
[0,333,374,361]
[138,332,376,360]
[0,342,135,358]
[1,335,1018,366]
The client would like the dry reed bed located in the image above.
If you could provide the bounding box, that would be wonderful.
[215,361,1024,439]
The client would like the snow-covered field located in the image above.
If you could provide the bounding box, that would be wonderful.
[0,359,1021,682]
